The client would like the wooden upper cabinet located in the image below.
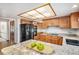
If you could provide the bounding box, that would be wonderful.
[20,17,32,24]
[37,23,42,28]
[59,16,70,28]
[42,16,70,28]
[40,18,59,28]
[37,20,53,29]
[51,19,59,26]
[37,16,70,29]
[21,19,31,24]
[44,20,53,27]
[37,22,48,29]
[70,12,79,28]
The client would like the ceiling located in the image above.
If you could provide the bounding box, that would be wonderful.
[0,3,79,20]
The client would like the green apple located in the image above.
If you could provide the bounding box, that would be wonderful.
[31,42,36,48]
[37,43,44,51]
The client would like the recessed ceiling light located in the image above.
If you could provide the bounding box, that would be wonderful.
[72,5,78,8]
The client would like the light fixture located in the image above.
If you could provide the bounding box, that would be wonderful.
[21,13,36,19]
[36,5,55,17]
[72,5,78,8]
[27,10,44,18]
[19,3,56,21]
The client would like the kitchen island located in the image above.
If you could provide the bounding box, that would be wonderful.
[1,39,79,55]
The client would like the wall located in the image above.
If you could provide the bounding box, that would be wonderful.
[37,27,79,35]
[15,18,21,43]
[0,21,8,41]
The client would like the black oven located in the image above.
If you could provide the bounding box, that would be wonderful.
[66,39,79,46]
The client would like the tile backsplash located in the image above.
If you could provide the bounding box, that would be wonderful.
[37,27,79,35]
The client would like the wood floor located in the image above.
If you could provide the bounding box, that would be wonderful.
[0,40,15,55]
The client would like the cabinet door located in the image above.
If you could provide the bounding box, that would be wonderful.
[71,12,79,28]
[41,22,48,29]
[45,36,52,43]
[37,22,48,29]
[37,23,42,28]
[59,39,63,45]
[51,36,63,45]
[51,19,59,27]
[59,16,70,28]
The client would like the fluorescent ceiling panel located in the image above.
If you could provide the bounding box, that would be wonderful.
[27,10,44,18]
[19,3,56,20]
[35,14,44,18]
[20,13,36,19]
[36,5,55,17]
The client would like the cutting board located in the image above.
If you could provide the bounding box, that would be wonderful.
[26,41,54,54]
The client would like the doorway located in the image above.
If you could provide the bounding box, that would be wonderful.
[0,21,9,50]
[9,20,15,44]
[0,21,8,41]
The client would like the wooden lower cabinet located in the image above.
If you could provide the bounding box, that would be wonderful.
[51,36,63,45]
[34,35,63,45]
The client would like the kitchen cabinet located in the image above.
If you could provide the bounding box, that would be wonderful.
[52,19,59,27]
[59,16,70,28]
[41,22,48,28]
[37,23,42,28]
[37,19,59,29]
[37,23,42,29]
[37,16,70,29]
[37,22,48,29]
[44,20,53,27]
[21,19,31,24]
[45,18,59,27]
[70,12,79,28]
[34,33,63,45]
[51,36,63,45]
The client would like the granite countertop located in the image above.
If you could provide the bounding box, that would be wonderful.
[48,33,79,40]
[1,40,79,55]
[40,32,79,38]
[58,34,79,41]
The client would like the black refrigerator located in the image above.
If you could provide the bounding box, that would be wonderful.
[20,24,37,42]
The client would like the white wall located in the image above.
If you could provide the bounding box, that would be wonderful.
[14,17,21,43]
[0,21,8,41]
